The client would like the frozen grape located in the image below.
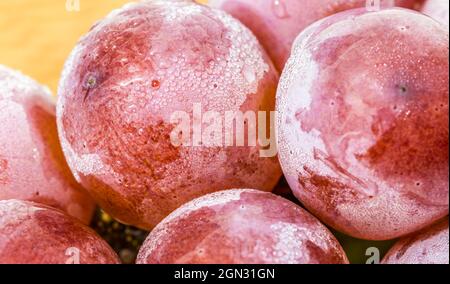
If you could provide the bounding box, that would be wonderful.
[57,0,281,230]
[137,189,349,264]
[210,0,425,71]
[276,8,449,240]
[383,219,449,264]
[0,65,95,224]
[0,200,120,264]
[422,0,449,26]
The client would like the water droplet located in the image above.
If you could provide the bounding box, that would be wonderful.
[272,0,290,19]
[0,159,8,173]
[157,58,171,69]
[151,80,161,90]
[32,148,40,160]
[242,65,256,84]
[127,104,137,113]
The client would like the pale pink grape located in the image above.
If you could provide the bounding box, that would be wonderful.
[383,219,449,264]
[276,8,449,240]
[137,189,349,264]
[0,199,119,264]
[0,65,95,224]
[422,0,449,26]
[210,0,425,71]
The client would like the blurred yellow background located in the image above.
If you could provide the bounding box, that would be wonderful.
[0,0,207,93]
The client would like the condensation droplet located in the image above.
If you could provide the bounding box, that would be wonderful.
[151,79,161,90]
[127,104,137,113]
[242,65,256,83]
[272,0,290,19]
[32,148,40,160]
[0,159,7,173]
[157,58,171,69]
